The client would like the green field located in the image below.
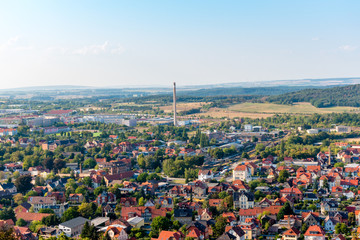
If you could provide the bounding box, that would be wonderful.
[93,132,102,137]
[228,102,357,114]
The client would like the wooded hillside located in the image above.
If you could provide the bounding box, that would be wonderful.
[268,84,360,107]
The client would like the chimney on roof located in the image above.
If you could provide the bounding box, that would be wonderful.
[173,82,177,127]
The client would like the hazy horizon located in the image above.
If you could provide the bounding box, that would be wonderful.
[1,1,360,89]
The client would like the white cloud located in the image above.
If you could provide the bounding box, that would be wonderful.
[0,36,33,53]
[0,36,20,52]
[73,41,109,55]
[1,37,124,56]
[339,45,357,51]
[111,45,125,55]
[72,41,125,55]
[311,37,319,41]
[46,46,69,55]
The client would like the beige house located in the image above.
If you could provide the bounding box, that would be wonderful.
[233,191,254,209]
[28,196,68,217]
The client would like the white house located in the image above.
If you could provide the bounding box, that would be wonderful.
[324,216,337,232]
[343,190,355,199]
[244,124,253,132]
[307,129,319,134]
[198,170,214,181]
[59,217,89,237]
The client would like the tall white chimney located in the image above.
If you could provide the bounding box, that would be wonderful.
[173,82,177,126]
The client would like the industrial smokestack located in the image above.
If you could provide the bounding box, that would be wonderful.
[173,82,177,126]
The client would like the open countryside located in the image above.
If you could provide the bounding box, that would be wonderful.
[228,102,358,114]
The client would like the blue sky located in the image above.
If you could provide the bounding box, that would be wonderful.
[0,0,359,89]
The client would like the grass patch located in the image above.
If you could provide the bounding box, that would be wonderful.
[93,132,102,137]
[171,179,186,184]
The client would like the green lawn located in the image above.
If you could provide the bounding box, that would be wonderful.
[93,132,102,137]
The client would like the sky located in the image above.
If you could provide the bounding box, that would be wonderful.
[0,0,359,89]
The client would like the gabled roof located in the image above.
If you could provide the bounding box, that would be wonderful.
[282,227,300,236]
[304,225,325,236]
[229,226,245,237]
[20,202,32,210]
[105,226,125,238]
[198,169,212,176]
[233,191,254,201]
[156,231,183,240]
[187,228,202,238]
[217,232,236,240]
[332,234,346,240]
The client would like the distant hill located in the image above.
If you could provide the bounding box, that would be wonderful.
[268,84,360,108]
[178,86,328,97]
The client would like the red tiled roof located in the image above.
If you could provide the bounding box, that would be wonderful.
[282,227,300,236]
[301,212,319,219]
[16,212,51,222]
[234,165,248,171]
[280,187,302,195]
[187,228,202,238]
[46,110,73,115]
[222,212,236,222]
[209,199,222,207]
[307,165,321,171]
[157,231,183,240]
[0,219,14,227]
[304,225,325,236]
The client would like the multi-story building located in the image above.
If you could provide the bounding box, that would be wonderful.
[0,128,17,136]
[233,191,254,209]
[97,192,116,205]
[59,217,89,237]
[336,126,351,133]
[233,165,252,182]
[28,196,68,217]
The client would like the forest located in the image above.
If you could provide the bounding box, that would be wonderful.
[268,84,360,107]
